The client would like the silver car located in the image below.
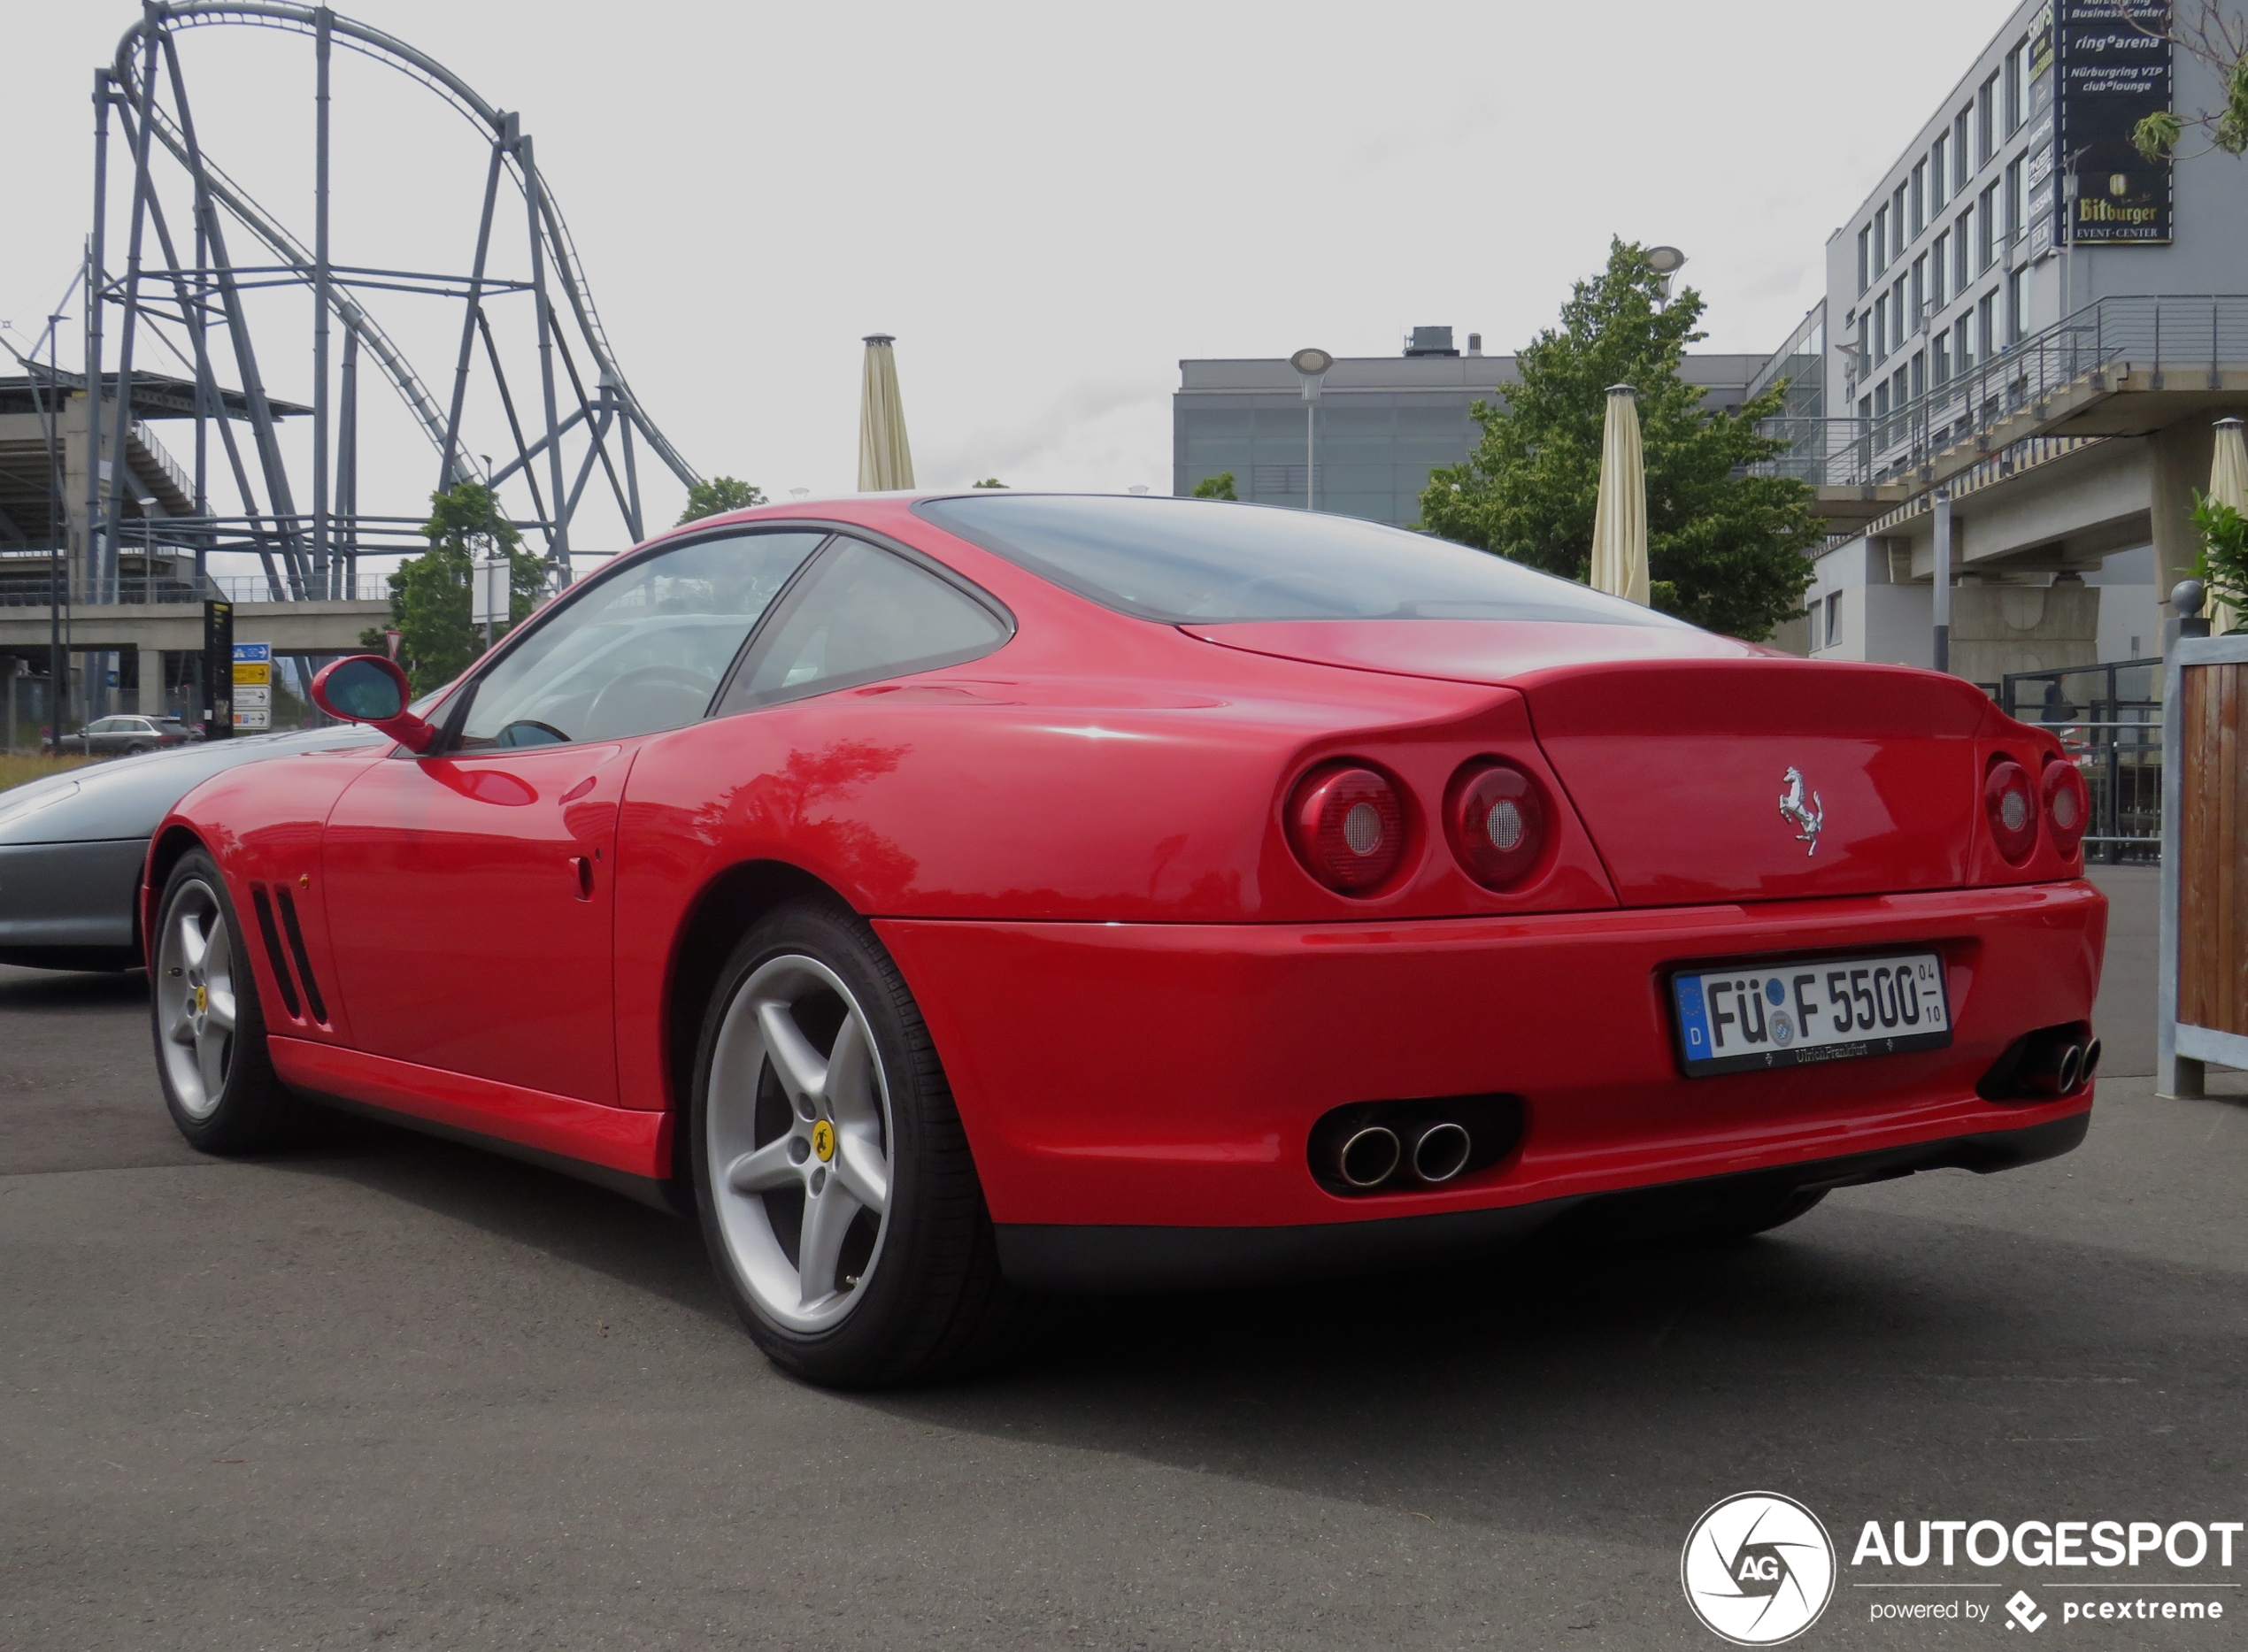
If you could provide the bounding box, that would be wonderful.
[49,714,204,757]
[0,727,384,971]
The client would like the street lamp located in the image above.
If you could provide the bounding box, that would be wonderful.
[1646,245,1687,307]
[1290,347,1334,511]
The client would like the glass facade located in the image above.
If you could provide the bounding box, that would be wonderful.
[1174,392,1489,527]
[1176,353,1761,528]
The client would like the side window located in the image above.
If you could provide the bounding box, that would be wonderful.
[456,530,826,749]
[720,538,1009,712]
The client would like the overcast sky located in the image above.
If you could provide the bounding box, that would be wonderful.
[3,0,2017,557]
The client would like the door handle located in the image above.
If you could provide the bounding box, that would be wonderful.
[569,855,594,900]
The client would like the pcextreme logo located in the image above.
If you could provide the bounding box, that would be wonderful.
[1682,1492,1838,1645]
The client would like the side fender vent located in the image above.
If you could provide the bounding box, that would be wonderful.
[249,886,304,1021]
[273,887,328,1026]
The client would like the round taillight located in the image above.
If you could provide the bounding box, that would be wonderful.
[1444,760,1549,889]
[1984,758,2038,861]
[1287,765,1407,894]
[2042,758,2090,859]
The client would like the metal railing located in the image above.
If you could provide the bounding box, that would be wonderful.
[1998,658,2164,864]
[0,572,393,607]
[1752,294,2248,490]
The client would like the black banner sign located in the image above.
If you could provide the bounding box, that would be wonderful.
[202,598,234,741]
[2058,0,2174,246]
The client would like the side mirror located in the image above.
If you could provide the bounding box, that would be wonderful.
[310,655,438,752]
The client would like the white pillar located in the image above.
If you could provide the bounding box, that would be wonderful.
[136,644,163,715]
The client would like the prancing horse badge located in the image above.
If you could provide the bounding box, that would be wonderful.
[1779,766,1823,857]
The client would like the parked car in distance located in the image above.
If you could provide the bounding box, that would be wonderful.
[0,723,385,971]
[50,715,204,757]
[145,493,2107,1389]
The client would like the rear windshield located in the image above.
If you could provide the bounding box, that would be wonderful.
[915,494,1689,627]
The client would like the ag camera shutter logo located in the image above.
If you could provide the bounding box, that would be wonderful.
[1682,1491,1837,1645]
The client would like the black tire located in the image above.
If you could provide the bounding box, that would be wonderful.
[689,896,1021,1388]
[149,849,299,1153]
[126,742,155,756]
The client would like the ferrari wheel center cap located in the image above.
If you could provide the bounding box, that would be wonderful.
[194,984,208,1015]
[811,1119,835,1163]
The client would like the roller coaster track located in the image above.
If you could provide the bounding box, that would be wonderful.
[89,2,699,597]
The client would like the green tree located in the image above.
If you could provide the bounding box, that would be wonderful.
[359,480,550,694]
[676,476,768,524]
[972,478,1008,488]
[1191,473,1239,500]
[2132,5,2248,158]
[2191,491,2248,630]
[1417,239,1819,640]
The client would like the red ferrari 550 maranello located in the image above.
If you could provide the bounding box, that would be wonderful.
[145,493,2106,1386]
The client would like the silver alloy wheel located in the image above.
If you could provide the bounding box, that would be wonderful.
[707,954,895,1333]
[156,878,237,1120]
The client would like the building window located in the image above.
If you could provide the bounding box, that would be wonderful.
[1912,350,1927,399]
[1858,227,1871,296]
[1874,204,1889,273]
[1979,291,1998,359]
[1894,280,1908,349]
[1977,186,1998,270]
[1859,394,1874,422]
[1959,308,1975,373]
[1912,160,1927,237]
[1954,211,1972,288]
[1932,132,1950,208]
[2005,40,2025,134]
[1892,366,1909,409]
[1875,295,1888,363]
[1978,73,1998,164]
[1931,231,1950,309]
[2005,155,2024,241]
[1912,255,1927,328]
[2007,269,2025,343]
[1875,380,1890,419]
[1954,109,1972,188]
[1935,330,1952,384]
[1894,185,1908,250]
[1825,590,1844,649]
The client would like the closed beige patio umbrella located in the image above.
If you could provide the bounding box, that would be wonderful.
[1590,383,1650,605]
[2208,415,2247,634]
[858,333,915,492]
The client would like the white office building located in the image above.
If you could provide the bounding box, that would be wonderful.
[1766,0,2247,690]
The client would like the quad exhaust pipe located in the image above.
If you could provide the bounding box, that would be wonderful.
[1333,1120,1472,1188]
[1405,1120,1472,1184]
[1979,1023,2101,1101]
[1311,1095,1525,1196]
[1336,1126,1403,1188]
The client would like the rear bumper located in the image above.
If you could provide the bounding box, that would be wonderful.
[875,880,2106,1235]
[996,1110,2090,1292]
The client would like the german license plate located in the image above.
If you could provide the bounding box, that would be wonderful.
[1669,951,1951,1076]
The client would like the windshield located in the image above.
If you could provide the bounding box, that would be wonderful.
[916,494,1690,628]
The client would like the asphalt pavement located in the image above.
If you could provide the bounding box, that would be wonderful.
[4,864,2246,1650]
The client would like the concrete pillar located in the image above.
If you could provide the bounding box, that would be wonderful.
[136,646,163,715]
[61,391,96,599]
[2150,417,2219,644]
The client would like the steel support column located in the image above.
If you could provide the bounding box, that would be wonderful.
[441,123,511,496]
[86,68,112,611]
[520,134,572,585]
[312,5,334,594]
